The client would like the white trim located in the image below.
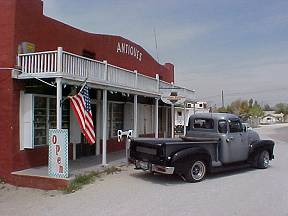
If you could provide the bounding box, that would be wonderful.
[102,89,108,165]
[155,98,159,138]
[96,90,101,155]
[56,78,62,129]
[134,95,138,137]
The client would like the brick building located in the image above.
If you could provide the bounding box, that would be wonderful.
[0,0,194,188]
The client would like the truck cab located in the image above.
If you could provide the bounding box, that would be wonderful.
[186,113,259,164]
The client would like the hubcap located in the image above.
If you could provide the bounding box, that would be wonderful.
[191,161,206,180]
[263,151,270,168]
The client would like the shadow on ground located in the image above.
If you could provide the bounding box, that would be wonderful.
[130,166,259,186]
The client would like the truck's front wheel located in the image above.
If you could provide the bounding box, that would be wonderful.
[256,150,270,169]
[185,160,207,183]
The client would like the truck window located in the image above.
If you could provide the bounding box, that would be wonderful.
[194,118,214,129]
[229,119,242,133]
[218,120,227,133]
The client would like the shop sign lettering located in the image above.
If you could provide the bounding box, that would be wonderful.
[48,129,68,178]
[116,42,143,61]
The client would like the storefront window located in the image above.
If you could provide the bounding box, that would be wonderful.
[108,103,124,137]
[33,96,69,146]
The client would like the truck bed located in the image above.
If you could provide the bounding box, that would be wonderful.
[130,137,220,166]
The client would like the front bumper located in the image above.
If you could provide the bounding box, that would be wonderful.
[135,160,175,175]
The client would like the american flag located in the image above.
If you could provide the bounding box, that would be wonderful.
[69,85,96,144]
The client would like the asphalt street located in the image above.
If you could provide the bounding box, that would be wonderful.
[0,124,287,216]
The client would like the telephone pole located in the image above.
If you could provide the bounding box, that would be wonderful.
[221,90,224,108]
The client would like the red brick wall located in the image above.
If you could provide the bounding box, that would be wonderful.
[0,0,174,182]
[12,0,174,83]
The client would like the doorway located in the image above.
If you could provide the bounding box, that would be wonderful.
[76,104,97,158]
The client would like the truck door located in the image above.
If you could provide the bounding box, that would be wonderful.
[227,119,249,162]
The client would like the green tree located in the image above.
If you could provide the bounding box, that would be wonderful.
[217,98,264,119]
[263,104,273,111]
[274,103,288,116]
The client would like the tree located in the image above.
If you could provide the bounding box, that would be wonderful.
[217,98,264,119]
[274,103,288,116]
[263,104,273,111]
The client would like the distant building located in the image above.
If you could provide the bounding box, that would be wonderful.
[260,111,284,124]
[174,102,209,135]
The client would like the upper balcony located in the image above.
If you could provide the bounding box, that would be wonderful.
[12,47,195,100]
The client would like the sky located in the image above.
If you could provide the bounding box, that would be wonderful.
[43,0,288,107]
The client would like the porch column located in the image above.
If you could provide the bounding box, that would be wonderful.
[56,78,62,129]
[171,104,175,138]
[102,89,108,165]
[183,102,187,136]
[134,95,138,137]
[96,90,101,155]
[155,98,159,138]
[165,106,169,138]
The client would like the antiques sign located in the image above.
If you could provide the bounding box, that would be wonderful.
[48,129,68,178]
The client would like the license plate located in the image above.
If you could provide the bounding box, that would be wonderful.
[139,161,149,170]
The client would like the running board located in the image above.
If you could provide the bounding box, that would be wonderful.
[210,163,251,173]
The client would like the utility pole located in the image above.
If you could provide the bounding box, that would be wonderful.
[221,90,224,108]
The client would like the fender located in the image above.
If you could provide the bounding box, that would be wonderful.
[171,147,211,174]
[249,139,275,160]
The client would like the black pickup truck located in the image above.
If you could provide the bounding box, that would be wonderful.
[130,113,275,182]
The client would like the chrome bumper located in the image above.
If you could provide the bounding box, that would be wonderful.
[135,160,175,175]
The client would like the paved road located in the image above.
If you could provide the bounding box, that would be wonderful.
[1,124,288,216]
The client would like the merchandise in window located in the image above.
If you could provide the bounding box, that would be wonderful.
[33,96,69,146]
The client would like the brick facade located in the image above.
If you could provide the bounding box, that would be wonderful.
[0,0,174,184]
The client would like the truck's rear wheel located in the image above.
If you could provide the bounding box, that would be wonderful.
[185,160,207,183]
[256,150,270,169]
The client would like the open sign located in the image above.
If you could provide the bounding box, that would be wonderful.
[48,129,68,178]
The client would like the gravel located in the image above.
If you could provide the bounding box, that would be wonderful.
[1,124,288,216]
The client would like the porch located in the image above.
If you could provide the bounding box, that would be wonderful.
[11,150,126,190]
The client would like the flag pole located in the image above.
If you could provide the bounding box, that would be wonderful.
[61,77,88,105]
[79,77,88,92]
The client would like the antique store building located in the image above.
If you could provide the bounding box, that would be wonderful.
[0,0,194,189]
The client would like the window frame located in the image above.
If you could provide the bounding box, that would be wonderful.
[33,95,70,147]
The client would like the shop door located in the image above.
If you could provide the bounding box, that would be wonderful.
[76,104,96,158]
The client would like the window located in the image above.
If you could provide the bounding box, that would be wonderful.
[34,97,47,146]
[33,96,69,146]
[218,120,228,133]
[82,50,95,59]
[177,111,182,117]
[193,118,214,129]
[108,103,124,137]
[229,119,242,133]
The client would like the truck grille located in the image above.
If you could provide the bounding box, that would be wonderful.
[136,146,157,155]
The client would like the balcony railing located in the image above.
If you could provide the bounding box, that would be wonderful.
[16,47,196,99]
[16,47,159,95]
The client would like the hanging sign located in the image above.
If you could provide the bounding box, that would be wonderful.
[48,129,69,178]
[160,91,186,105]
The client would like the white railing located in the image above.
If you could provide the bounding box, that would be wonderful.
[17,47,159,94]
[107,64,136,88]
[18,50,58,73]
[62,52,106,80]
